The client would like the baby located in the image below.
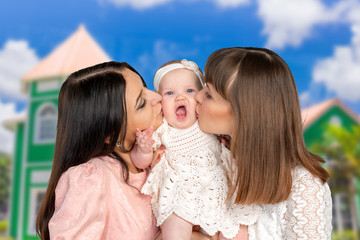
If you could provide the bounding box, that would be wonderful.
[131,59,259,239]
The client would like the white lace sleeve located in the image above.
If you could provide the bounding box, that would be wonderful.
[283,168,332,239]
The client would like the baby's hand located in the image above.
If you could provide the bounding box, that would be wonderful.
[136,126,155,154]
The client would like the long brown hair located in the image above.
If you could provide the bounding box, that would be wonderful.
[205,47,329,205]
[36,61,146,239]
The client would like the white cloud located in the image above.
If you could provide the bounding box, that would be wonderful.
[299,91,311,109]
[140,40,181,67]
[0,39,37,154]
[214,0,250,8]
[347,1,360,23]
[103,0,171,9]
[313,23,360,102]
[257,0,350,49]
[298,80,337,110]
[0,40,39,101]
[0,101,22,154]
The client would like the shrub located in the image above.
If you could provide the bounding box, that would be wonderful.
[332,230,358,240]
[0,220,8,233]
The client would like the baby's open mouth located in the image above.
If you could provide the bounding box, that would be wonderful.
[176,105,186,118]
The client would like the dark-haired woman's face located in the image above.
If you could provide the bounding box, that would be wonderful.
[195,83,233,137]
[122,68,163,148]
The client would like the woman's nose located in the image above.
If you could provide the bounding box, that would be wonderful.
[195,89,202,103]
[149,90,162,105]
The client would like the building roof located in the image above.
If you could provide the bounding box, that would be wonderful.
[3,113,26,131]
[22,25,111,88]
[301,98,360,129]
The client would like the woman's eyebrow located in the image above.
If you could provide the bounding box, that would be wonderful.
[135,89,143,108]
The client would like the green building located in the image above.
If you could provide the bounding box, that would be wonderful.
[5,25,110,239]
[302,98,360,232]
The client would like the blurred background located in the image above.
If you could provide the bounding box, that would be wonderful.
[0,0,360,239]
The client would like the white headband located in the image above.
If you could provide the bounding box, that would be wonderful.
[153,59,204,92]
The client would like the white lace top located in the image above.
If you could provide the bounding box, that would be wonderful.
[247,166,332,240]
[141,120,260,238]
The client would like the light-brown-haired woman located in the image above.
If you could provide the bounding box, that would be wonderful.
[195,47,332,239]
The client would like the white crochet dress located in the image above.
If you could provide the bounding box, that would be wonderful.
[141,119,260,238]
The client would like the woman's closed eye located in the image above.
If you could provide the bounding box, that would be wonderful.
[137,98,147,110]
[205,92,212,99]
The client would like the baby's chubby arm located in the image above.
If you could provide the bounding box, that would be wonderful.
[131,126,155,169]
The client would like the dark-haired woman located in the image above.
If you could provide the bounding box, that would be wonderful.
[195,47,332,239]
[36,61,165,240]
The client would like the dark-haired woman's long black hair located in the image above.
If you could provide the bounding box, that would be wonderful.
[36,61,146,240]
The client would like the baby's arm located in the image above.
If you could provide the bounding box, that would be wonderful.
[131,126,155,169]
[219,226,248,240]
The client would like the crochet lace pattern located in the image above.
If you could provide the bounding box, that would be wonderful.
[248,166,332,239]
[141,120,261,238]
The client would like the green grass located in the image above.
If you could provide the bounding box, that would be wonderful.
[332,230,358,240]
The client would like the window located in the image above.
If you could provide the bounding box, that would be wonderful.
[332,189,356,231]
[34,103,57,143]
[27,170,51,235]
[329,115,342,126]
[28,188,46,235]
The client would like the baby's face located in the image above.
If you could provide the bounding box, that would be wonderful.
[158,68,202,129]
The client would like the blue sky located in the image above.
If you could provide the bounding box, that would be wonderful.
[1,0,360,153]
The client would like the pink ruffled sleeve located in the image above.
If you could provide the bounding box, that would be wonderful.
[48,161,112,239]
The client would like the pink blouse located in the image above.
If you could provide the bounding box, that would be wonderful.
[48,156,159,240]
